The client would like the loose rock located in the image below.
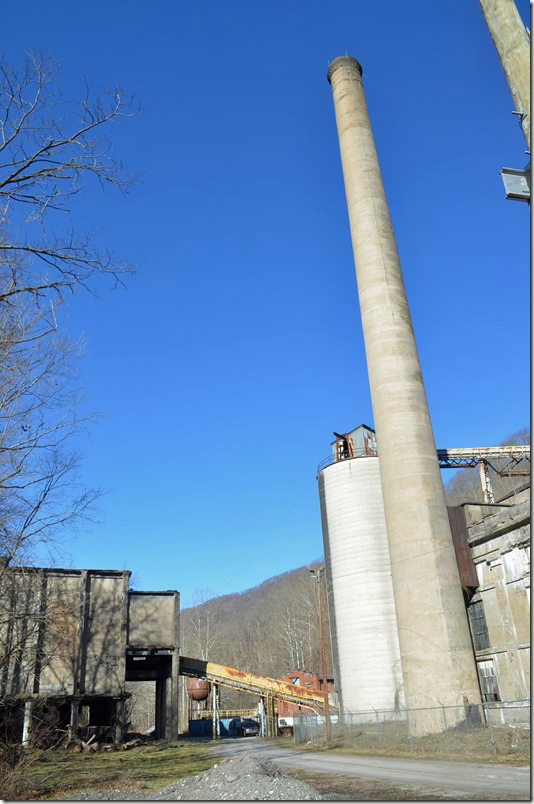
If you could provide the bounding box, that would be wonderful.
[62,752,323,801]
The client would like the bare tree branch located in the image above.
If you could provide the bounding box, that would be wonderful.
[0,52,140,300]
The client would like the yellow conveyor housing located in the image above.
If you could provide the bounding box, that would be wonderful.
[180,656,337,710]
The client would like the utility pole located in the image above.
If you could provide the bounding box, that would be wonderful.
[310,567,330,743]
[211,684,220,740]
[479,0,530,201]
[479,0,530,151]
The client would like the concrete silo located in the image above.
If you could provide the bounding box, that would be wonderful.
[318,427,404,714]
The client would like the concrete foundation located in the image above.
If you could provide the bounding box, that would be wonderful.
[327,56,481,731]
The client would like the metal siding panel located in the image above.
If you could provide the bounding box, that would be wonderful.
[448,506,479,590]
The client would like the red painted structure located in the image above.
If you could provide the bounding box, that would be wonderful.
[277,670,335,718]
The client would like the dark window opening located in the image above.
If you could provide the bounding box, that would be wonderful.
[477,660,501,702]
[468,600,490,651]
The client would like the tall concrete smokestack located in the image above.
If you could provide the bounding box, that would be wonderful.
[327,56,480,730]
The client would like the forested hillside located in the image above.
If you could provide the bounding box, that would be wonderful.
[180,562,331,680]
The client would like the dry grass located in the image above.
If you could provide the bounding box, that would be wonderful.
[282,720,530,765]
[3,739,224,800]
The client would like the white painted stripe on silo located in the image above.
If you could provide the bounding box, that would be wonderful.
[320,457,404,713]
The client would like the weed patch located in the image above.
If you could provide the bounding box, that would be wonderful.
[17,740,221,800]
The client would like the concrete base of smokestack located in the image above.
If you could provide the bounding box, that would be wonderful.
[327,56,481,734]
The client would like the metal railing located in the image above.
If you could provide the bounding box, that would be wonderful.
[317,449,374,473]
[191,708,257,720]
[293,702,530,757]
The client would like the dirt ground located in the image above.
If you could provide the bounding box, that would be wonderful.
[285,768,530,801]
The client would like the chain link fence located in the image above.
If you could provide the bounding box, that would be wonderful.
[293,701,530,758]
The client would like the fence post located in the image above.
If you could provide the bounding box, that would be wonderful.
[402,706,413,752]
[439,703,451,754]
[484,703,497,754]
[373,708,382,748]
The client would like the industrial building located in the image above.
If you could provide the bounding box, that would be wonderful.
[463,489,530,707]
[277,670,335,734]
[318,425,530,720]
[0,567,179,744]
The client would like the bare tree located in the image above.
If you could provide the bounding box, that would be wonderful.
[0,52,138,571]
[125,681,155,732]
[182,588,221,661]
[0,292,99,567]
[269,570,324,675]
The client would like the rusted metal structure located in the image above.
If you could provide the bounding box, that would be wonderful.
[180,656,336,709]
[0,567,179,744]
[319,424,377,471]
[186,677,210,701]
[180,655,337,738]
[447,506,480,592]
[277,671,335,734]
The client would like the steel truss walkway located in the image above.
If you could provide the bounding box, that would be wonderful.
[437,445,530,503]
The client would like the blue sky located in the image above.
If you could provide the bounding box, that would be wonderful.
[4,0,529,605]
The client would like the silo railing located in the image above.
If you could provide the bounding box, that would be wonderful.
[317,448,375,474]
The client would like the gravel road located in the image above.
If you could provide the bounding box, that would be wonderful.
[215,738,531,799]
